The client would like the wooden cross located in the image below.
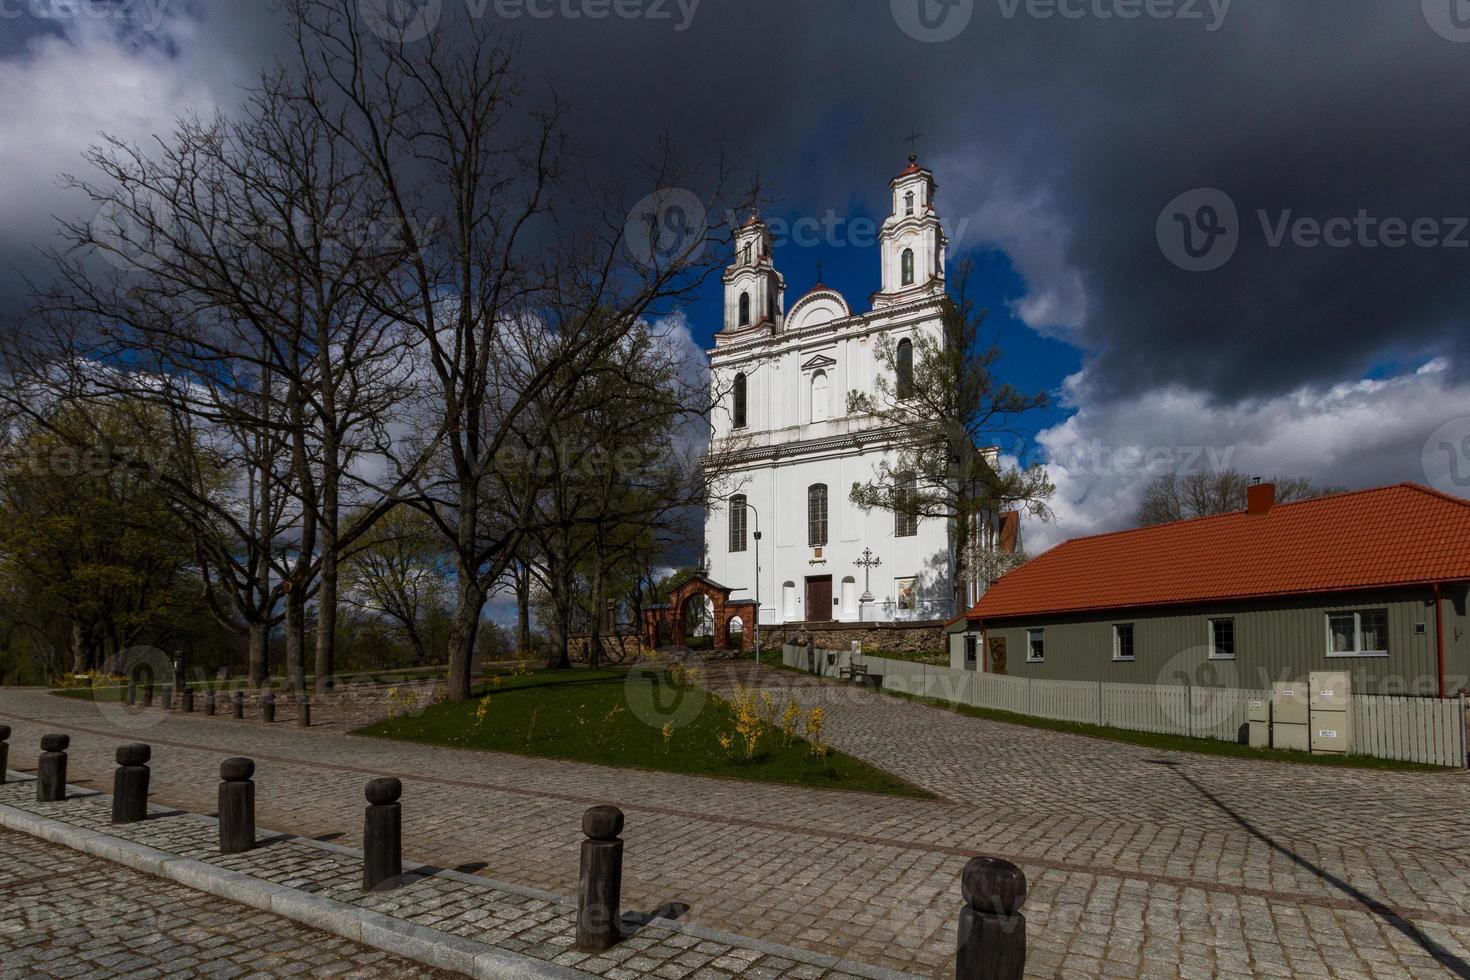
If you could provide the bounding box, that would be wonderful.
[814,259,825,284]
[903,129,925,156]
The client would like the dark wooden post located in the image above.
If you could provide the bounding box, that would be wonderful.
[37,734,69,802]
[231,691,244,719]
[296,696,311,728]
[205,690,217,716]
[181,687,194,713]
[142,682,154,708]
[111,744,150,824]
[161,685,173,711]
[261,691,275,723]
[126,679,137,706]
[0,724,9,784]
[956,857,1027,980]
[218,757,256,854]
[576,805,625,952]
[362,777,402,892]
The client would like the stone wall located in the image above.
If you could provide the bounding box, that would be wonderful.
[760,620,947,655]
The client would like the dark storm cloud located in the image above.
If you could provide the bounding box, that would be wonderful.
[2,0,1466,410]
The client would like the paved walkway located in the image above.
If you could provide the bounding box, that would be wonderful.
[5,667,1470,977]
[0,826,453,978]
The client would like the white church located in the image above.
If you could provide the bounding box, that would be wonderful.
[703,155,1008,628]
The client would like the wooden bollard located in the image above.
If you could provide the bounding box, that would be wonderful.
[126,680,137,706]
[218,757,256,854]
[182,687,194,713]
[0,724,9,784]
[231,691,244,719]
[37,734,69,802]
[576,805,625,952]
[296,696,311,728]
[112,744,151,824]
[362,777,402,892]
[161,685,173,711]
[261,691,275,723]
[957,857,1027,980]
[205,690,216,716]
[142,683,154,708]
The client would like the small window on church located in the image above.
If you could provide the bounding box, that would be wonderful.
[739,292,751,326]
[732,372,748,428]
[896,338,915,400]
[901,249,915,287]
[729,494,747,553]
[905,191,915,216]
[808,484,828,547]
[743,243,752,265]
[811,370,829,423]
[895,471,919,537]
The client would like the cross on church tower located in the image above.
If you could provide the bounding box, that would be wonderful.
[814,259,824,286]
[903,128,925,157]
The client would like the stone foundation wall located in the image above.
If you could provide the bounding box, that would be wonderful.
[761,621,947,655]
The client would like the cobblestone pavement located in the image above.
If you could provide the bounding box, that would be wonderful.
[0,825,454,978]
[6,665,1470,978]
[0,781,892,980]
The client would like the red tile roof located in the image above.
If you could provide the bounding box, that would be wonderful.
[966,483,1470,622]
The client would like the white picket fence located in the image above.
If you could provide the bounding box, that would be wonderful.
[783,643,1468,768]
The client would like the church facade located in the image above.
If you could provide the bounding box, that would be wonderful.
[703,155,1000,630]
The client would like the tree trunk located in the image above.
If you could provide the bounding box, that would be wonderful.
[445,570,484,701]
[284,587,307,695]
[247,621,269,687]
[70,622,87,675]
[546,537,574,671]
[315,543,338,692]
[515,563,532,657]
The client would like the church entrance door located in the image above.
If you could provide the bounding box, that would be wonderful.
[805,576,833,622]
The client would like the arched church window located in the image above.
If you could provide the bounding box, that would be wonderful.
[733,372,748,428]
[896,338,915,400]
[739,292,751,326]
[743,243,752,264]
[811,370,829,423]
[729,494,747,552]
[901,248,915,287]
[808,484,828,547]
[905,191,915,216]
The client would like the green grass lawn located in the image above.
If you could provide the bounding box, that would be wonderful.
[355,667,932,798]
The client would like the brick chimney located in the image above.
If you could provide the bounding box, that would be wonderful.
[1247,480,1276,515]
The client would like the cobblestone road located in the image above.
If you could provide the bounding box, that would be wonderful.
[5,665,1470,977]
[0,826,453,978]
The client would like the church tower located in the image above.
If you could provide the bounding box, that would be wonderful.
[872,154,948,309]
[721,212,785,335]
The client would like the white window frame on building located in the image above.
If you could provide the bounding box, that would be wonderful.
[728,495,747,553]
[1026,628,1045,663]
[1112,623,1135,662]
[1208,617,1236,660]
[1326,609,1389,658]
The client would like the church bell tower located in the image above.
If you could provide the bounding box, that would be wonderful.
[873,155,947,309]
[721,212,785,335]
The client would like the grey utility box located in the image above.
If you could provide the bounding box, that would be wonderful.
[1248,697,1271,748]
[1309,670,1352,755]
[1272,681,1310,751]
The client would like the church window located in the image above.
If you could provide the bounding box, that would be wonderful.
[895,471,919,537]
[896,338,915,400]
[808,484,828,547]
[901,248,915,287]
[739,292,751,326]
[743,243,752,264]
[729,494,748,553]
[733,372,748,428]
[811,370,829,423]
[905,191,915,216]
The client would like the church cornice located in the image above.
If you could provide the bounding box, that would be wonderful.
[707,293,952,361]
[706,424,927,467]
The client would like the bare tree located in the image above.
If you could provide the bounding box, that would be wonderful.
[1135,470,1348,526]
